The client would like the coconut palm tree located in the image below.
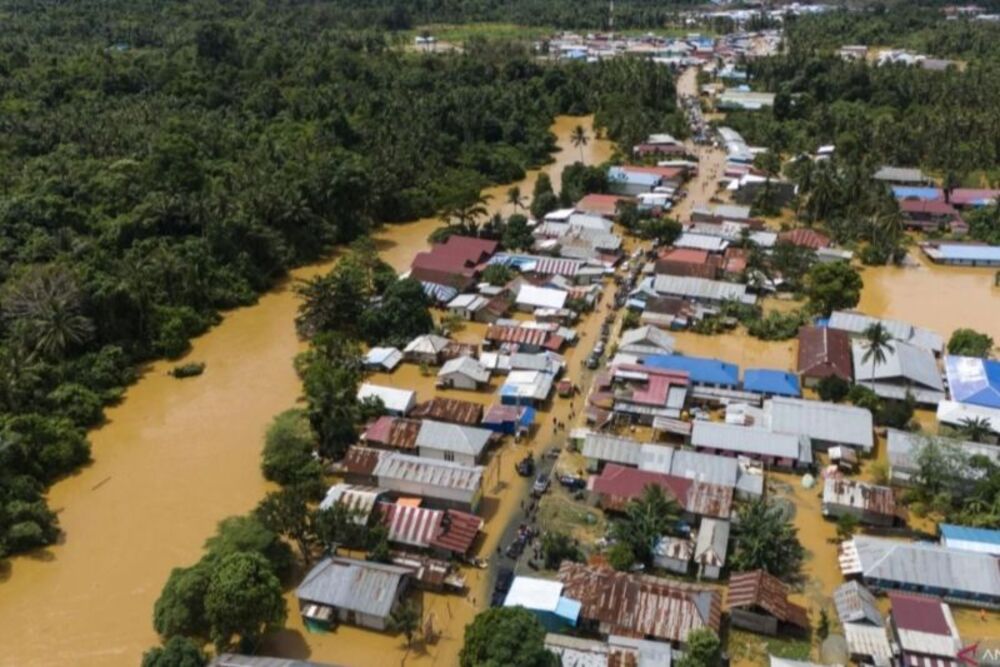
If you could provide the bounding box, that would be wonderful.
[506,186,525,213]
[861,322,894,391]
[3,266,95,360]
[570,124,589,163]
[958,416,993,443]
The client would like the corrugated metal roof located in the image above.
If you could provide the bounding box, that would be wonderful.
[361,416,421,450]
[652,275,749,302]
[828,311,944,354]
[852,340,944,395]
[797,326,853,381]
[582,433,643,467]
[842,622,893,661]
[822,478,896,517]
[357,383,416,414]
[410,397,483,425]
[379,501,443,548]
[766,397,874,451]
[743,369,801,397]
[558,562,721,643]
[438,356,490,383]
[374,452,484,493]
[415,420,492,457]
[939,524,1000,555]
[691,421,810,463]
[846,535,1000,599]
[694,518,730,568]
[890,592,962,659]
[319,484,385,523]
[296,556,411,618]
[210,654,343,667]
[833,580,883,625]
[727,570,809,629]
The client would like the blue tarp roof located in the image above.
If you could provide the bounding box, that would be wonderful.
[891,186,943,201]
[555,597,582,624]
[940,523,1000,546]
[743,369,801,397]
[944,355,1000,408]
[608,166,661,186]
[640,354,739,387]
[937,244,1000,262]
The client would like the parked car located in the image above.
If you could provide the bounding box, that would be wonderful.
[490,567,514,606]
[585,353,601,370]
[532,473,550,496]
[558,474,587,491]
[516,454,535,477]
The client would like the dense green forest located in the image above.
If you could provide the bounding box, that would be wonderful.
[0,0,681,559]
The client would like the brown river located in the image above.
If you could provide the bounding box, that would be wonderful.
[0,115,612,667]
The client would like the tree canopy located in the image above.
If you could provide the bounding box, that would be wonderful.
[729,498,805,580]
[460,607,557,667]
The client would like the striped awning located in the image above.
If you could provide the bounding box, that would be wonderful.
[379,502,443,548]
[421,281,459,304]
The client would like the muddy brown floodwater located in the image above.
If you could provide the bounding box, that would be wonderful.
[0,116,611,667]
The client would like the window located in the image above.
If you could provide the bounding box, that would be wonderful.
[444,451,455,462]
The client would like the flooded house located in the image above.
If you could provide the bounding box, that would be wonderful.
[753,396,875,453]
[690,420,812,470]
[873,166,931,187]
[410,397,484,425]
[945,355,1000,411]
[727,570,810,636]
[575,193,630,218]
[364,346,403,372]
[839,535,1000,606]
[502,576,581,631]
[480,403,535,436]
[589,463,733,520]
[851,340,946,405]
[828,311,944,356]
[296,556,411,632]
[649,274,756,307]
[514,284,569,314]
[796,325,854,387]
[403,334,451,365]
[445,293,493,322]
[618,325,677,356]
[557,562,722,647]
[436,356,491,390]
[607,364,690,424]
[409,235,498,292]
[499,370,555,406]
[833,581,893,665]
[210,656,341,667]
[414,420,493,466]
[357,383,416,416]
[741,369,801,398]
[821,477,898,527]
[319,484,386,524]
[361,416,421,452]
[888,592,963,667]
[377,501,482,558]
[484,323,565,353]
[886,429,1000,487]
[900,200,966,233]
[938,524,1000,556]
[370,451,484,512]
[544,633,677,666]
[654,248,722,280]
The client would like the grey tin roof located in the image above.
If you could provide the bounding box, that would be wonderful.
[296,556,410,618]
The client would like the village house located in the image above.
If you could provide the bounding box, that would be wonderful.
[777,227,831,250]
[544,633,678,666]
[484,323,565,353]
[828,311,945,355]
[575,193,629,218]
[717,89,775,111]
[939,524,1000,556]
[672,232,730,254]
[319,484,386,524]
[618,324,677,356]
[296,556,411,632]
[480,403,535,436]
[693,518,729,580]
[821,477,898,527]
[360,416,421,452]
[376,501,483,558]
[839,535,1000,606]
[502,576,581,632]
[607,166,663,196]
[414,420,493,466]
[557,562,722,647]
[357,383,415,417]
[900,199,966,233]
[403,334,451,365]
[649,274,756,307]
[833,581,893,665]
[363,346,402,373]
[873,165,931,187]
[607,364,690,424]
[742,369,801,398]
[640,295,696,329]
[887,428,1000,487]
[690,420,812,470]
[888,592,964,667]
[654,248,721,280]
[410,397,483,425]
[210,655,342,667]
[796,325,854,387]
[436,356,491,391]
[922,241,1000,267]
[589,463,733,520]
[653,535,695,574]
[753,396,875,453]
[851,339,946,405]
[630,353,757,405]
[727,570,810,636]
[445,293,497,322]
[409,235,498,292]
[632,132,686,157]
[690,202,753,225]
[515,284,569,313]
[371,451,484,512]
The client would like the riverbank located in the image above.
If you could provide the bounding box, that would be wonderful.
[0,115,611,667]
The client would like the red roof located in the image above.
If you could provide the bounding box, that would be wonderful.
[949,188,1000,207]
[779,228,831,250]
[590,464,692,511]
[621,165,686,181]
[430,509,483,554]
[378,501,482,555]
[797,326,853,382]
[409,236,498,287]
[727,570,810,629]
[889,592,952,635]
[900,199,959,216]
[362,416,421,450]
[659,248,710,264]
[410,398,483,425]
[339,446,384,476]
[485,325,561,350]
[576,193,629,218]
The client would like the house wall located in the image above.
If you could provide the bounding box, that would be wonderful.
[404,351,441,366]
[380,478,479,512]
[730,609,779,636]
[699,563,722,580]
[439,373,479,391]
[821,502,894,527]
[419,446,480,467]
[654,555,691,575]
[448,306,475,321]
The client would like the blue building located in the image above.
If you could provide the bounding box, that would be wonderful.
[639,354,740,388]
[607,166,662,197]
[939,524,1000,556]
[944,355,1000,408]
[743,369,801,398]
[891,186,942,201]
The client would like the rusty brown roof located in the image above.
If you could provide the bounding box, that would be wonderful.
[558,562,722,643]
[410,398,484,425]
[726,570,810,629]
[339,446,385,476]
[797,326,853,382]
[361,416,421,450]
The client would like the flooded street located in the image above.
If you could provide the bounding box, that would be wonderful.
[0,116,610,667]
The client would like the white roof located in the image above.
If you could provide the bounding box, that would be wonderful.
[936,400,1000,433]
[852,340,944,400]
[447,293,489,311]
[765,397,874,451]
[544,208,576,222]
[504,576,563,612]
[358,383,415,413]
[404,334,451,355]
[516,284,568,310]
[438,356,490,383]
[829,311,944,354]
[843,623,893,662]
[652,274,751,303]
[691,421,812,463]
[674,232,729,252]
[365,347,403,371]
[502,370,554,401]
[415,420,492,457]
[620,325,676,354]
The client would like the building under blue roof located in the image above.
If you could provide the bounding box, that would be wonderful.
[742,369,801,397]
[944,355,1000,408]
[891,186,943,201]
[940,524,1000,556]
[640,354,739,388]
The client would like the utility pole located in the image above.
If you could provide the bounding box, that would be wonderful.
[609,0,614,32]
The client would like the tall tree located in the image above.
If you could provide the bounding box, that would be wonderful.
[460,607,557,667]
[860,322,894,390]
[204,552,286,652]
[570,124,589,163]
[610,484,681,566]
[729,498,804,579]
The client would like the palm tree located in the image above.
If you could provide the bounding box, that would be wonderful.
[440,193,491,235]
[959,416,992,443]
[861,323,894,391]
[611,484,681,566]
[506,186,525,213]
[570,124,589,164]
[3,266,95,360]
